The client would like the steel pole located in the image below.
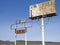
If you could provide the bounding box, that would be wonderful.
[14,21,18,45]
[42,17,45,45]
[24,23,27,45]
[25,32,27,45]
[14,33,16,45]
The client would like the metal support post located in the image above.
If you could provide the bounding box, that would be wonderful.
[25,32,27,45]
[14,21,17,45]
[42,17,45,45]
[24,23,27,45]
[14,33,16,45]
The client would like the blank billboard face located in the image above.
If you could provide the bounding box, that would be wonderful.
[29,0,56,19]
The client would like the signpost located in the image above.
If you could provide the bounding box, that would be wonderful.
[29,0,56,45]
[11,19,32,45]
[11,19,27,45]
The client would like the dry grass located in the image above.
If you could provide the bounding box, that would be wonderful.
[0,40,60,45]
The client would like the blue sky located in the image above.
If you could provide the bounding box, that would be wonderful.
[0,0,60,42]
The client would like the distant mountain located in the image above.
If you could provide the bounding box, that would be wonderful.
[0,40,60,45]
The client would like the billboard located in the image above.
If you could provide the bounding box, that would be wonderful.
[15,29,26,34]
[29,0,56,19]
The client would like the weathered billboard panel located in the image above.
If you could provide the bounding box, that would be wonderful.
[29,0,56,19]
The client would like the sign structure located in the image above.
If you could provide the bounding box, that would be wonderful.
[11,19,32,45]
[29,0,56,45]
[29,0,56,20]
